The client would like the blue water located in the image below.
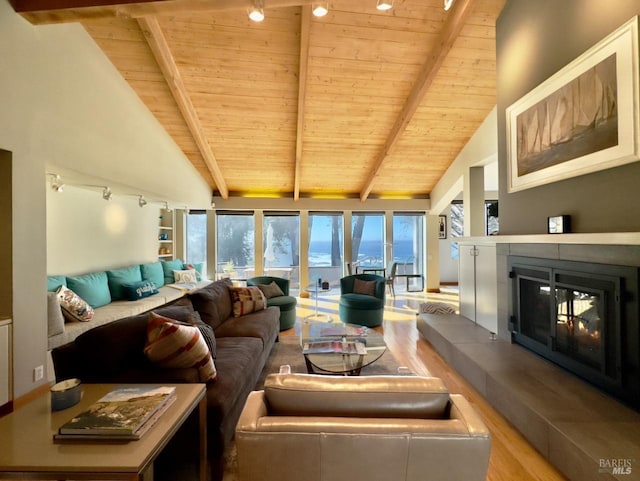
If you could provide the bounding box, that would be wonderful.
[308,240,415,266]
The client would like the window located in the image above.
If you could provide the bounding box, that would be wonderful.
[450,202,464,260]
[352,212,384,271]
[308,213,343,287]
[263,213,300,290]
[185,210,207,270]
[392,213,424,276]
[486,200,499,235]
[216,212,254,279]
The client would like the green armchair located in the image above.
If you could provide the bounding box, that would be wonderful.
[247,276,297,331]
[338,274,385,327]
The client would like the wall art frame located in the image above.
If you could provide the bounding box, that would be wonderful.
[506,16,640,193]
[438,215,447,239]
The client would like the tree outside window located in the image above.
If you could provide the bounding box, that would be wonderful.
[263,214,300,290]
[216,213,254,278]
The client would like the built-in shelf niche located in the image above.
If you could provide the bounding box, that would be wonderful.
[158,208,175,260]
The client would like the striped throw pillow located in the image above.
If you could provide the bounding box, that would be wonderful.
[230,286,267,317]
[144,312,217,382]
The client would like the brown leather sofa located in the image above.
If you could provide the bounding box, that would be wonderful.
[236,373,491,481]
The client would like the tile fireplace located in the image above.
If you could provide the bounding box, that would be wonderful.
[508,255,640,410]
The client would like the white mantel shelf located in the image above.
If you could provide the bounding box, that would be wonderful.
[459,232,640,245]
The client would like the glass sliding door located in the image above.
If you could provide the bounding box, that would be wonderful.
[351,212,384,274]
[263,213,300,291]
[216,211,254,280]
[308,212,343,288]
[392,213,425,291]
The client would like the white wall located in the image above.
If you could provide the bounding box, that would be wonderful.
[429,107,498,215]
[46,186,162,275]
[0,0,211,397]
[438,205,459,283]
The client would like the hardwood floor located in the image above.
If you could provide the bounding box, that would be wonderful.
[285,286,569,481]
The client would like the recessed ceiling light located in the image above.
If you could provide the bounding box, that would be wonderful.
[312,3,329,17]
[248,0,264,22]
[444,0,455,10]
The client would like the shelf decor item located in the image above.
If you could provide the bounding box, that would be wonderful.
[506,16,640,193]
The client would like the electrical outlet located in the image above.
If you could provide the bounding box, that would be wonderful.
[33,365,44,382]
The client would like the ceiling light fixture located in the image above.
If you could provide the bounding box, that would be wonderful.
[49,174,64,193]
[164,201,172,212]
[444,0,455,10]
[376,0,393,11]
[312,3,329,17]
[138,195,147,208]
[102,187,113,201]
[248,0,264,22]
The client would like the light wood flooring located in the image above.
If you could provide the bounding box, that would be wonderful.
[285,286,569,481]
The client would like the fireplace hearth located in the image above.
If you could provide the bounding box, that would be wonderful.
[508,256,640,410]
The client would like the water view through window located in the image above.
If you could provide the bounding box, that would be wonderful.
[308,213,343,287]
[352,213,384,270]
[393,213,424,276]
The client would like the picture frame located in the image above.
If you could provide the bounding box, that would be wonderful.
[506,16,640,193]
[438,215,447,239]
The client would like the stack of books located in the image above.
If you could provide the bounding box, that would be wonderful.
[54,385,176,442]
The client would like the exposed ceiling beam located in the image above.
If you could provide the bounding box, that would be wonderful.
[12,0,313,24]
[137,16,229,199]
[293,5,311,201]
[359,0,477,202]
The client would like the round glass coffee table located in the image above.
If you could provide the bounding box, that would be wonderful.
[299,321,387,376]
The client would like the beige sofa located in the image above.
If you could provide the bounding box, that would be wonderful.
[236,374,491,481]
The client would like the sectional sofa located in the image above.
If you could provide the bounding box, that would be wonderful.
[52,277,280,481]
[46,259,207,350]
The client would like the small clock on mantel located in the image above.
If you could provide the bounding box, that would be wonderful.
[547,215,571,234]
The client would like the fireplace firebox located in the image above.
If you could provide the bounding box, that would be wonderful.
[508,256,640,410]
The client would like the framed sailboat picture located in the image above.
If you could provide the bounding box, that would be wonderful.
[506,16,640,193]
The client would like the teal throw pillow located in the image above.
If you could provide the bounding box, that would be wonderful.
[141,261,165,288]
[66,271,111,308]
[47,275,67,293]
[107,265,143,301]
[161,259,184,285]
[122,280,159,301]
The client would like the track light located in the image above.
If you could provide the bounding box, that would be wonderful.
[376,0,393,11]
[48,173,64,193]
[138,195,147,208]
[248,0,264,22]
[312,3,328,17]
[102,187,113,201]
[164,201,172,212]
[444,0,455,10]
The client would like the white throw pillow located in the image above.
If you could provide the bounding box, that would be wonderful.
[173,269,198,283]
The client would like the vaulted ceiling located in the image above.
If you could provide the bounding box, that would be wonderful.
[13,0,505,201]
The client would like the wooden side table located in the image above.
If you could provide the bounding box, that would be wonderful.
[0,383,207,481]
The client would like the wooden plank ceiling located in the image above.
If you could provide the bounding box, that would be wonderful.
[14,0,506,201]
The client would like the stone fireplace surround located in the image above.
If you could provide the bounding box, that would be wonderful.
[420,235,640,481]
